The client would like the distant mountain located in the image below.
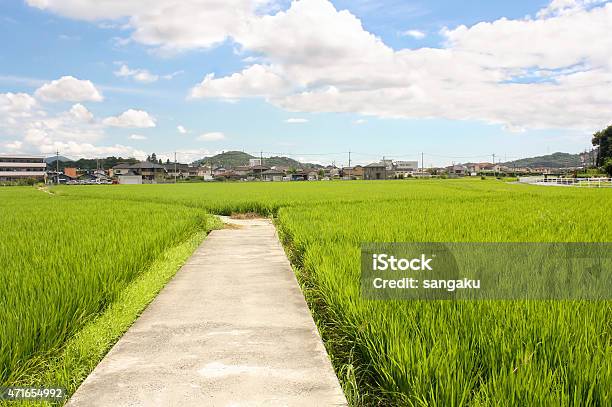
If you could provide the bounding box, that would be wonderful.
[194,150,322,169]
[502,152,585,168]
[44,155,72,163]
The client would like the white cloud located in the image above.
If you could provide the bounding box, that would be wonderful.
[190,64,291,99]
[25,0,274,51]
[0,90,149,159]
[0,92,37,119]
[353,118,367,124]
[401,29,426,39]
[197,131,225,141]
[35,76,103,102]
[177,125,187,134]
[24,0,612,132]
[3,140,23,151]
[37,141,147,160]
[129,134,147,140]
[114,64,159,83]
[103,109,156,128]
[68,103,94,122]
[285,118,308,123]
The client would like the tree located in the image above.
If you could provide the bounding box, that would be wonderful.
[603,158,612,177]
[166,158,170,165]
[146,155,151,162]
[151,153,157,163]
[592,125,612,166]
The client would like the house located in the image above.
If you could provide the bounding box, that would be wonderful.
[129,162,167,181]
[216,170,243,181]
[290,170,307,181]
[325,166,341,178]
[212,167,227,176]
[363,162,388,180]
[233,166,252,176]
[64,167,78,178]
[307,170,319,181]
[447,164,469,175]
[0,155,46,182]
[249,165,270,178]
[118,171,142,184]
[249,158,262,167]
[197,166,212,177]
[111,163,133,177]
[47,171,73,184]
[394,161,418,171]
[164,163,190,178]
[341,166,364,179]
[262,169,285,182]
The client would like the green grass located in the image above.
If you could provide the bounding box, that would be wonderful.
[0,188,219,391]
[4,180,612,405]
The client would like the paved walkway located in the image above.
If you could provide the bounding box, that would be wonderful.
[68,217,346,407]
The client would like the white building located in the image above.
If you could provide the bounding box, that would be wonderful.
[0,155,46,182]
[394,161,418,171]
[249,158,262,167]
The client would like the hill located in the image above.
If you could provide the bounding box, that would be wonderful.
[502,152,584,168]
[194,151,322,169]
[44,155,72,163]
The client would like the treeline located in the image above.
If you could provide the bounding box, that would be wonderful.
[47,156,140,171]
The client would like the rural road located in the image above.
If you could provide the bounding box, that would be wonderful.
[67,216,347,407]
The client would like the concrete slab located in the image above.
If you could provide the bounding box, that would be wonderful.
[67,216,347,407]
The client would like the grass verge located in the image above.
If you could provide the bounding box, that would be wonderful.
[2,216,222,406]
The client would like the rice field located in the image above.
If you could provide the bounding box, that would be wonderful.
[2,180,611,405]
[0,188,215,385]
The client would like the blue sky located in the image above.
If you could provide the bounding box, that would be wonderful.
[1,0,610,166]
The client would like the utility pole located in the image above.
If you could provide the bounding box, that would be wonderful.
[56,149,59,184]
[492,154,496,177]
[348,150,351,180]
[174,152,177,184]
[383,155,386,180]
[260,151,264,180]
[421,152,424,175]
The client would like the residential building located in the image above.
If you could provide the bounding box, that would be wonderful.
[249,165,270,178]
[307,170,319,181]
[363,162,388,180]
[64,167,78,178]
[290,170,307,181]
[262,169,285,182]
[341,165,364,179]
[164,163,190,178]
[118,173,142,184]
[394,161,418,171]
[233,166,252,176]
[249,158,262,167]
[129,162,167,181]
[0,155,46,182]
[447,164,469,175]
[110,163,133,177]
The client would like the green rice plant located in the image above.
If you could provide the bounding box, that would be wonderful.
[0,188,212,384]
[4,180,611,405]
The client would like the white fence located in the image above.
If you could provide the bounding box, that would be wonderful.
[519,177,612,188]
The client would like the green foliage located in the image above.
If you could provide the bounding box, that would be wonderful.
[54,180,612,405]
[592,125,612,166]
[603,158,612,176]
[502,152,583,168]
[4,181,612,405]
[0,188,213,384]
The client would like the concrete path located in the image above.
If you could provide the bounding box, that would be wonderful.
[68,216,346,407]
